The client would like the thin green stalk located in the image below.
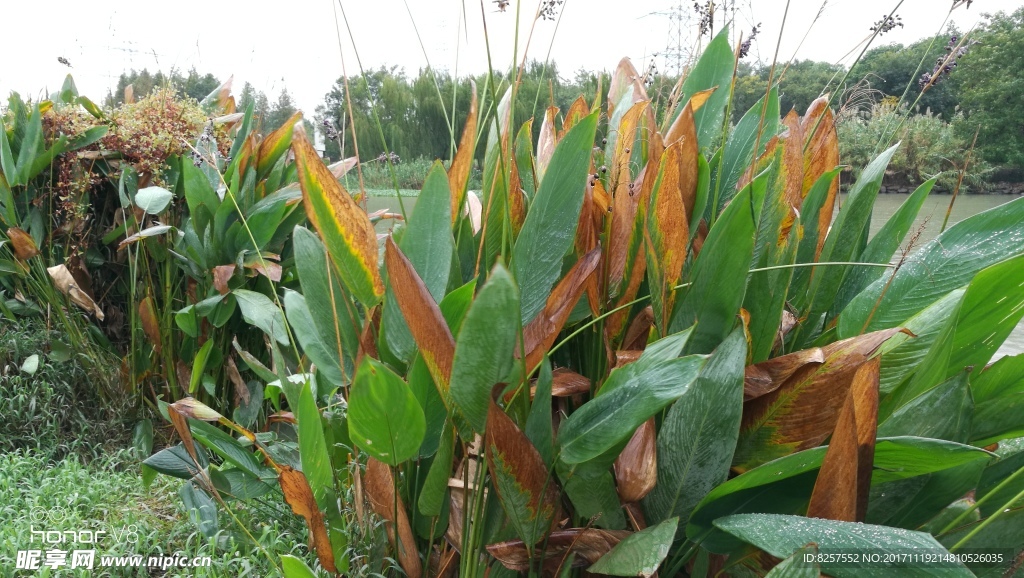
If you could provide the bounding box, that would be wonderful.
[939,462,1024,536]
[951,487,1024,552]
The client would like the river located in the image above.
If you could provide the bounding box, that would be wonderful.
[366,192,1024,358]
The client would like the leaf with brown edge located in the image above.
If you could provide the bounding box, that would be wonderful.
[536,106,558,182]
[213,264,235,295]
[139,296,160,353]
[800,97,840,257]
[663,90,711,232]
[606,170,649,342]
[645,141,690,335]
[608,102,650,290]
[257,110,302,178]
[560,96,590,139]
[7,227,39,260]
[486,383,560,547]
[614,417,657,503]
[519,248,601,371]
[365,458,421,578]
[807,357,880,522]
[328,156,359,179]
[295,128,383,308]
[167,401,204,471]
[743,347,825,401]
[576,177,602,318]
[616,350,643,367]
[384,237,454,390]
[733,328,904,472]
[448,80,478,224]
[608,58,642,118]
[279,466,338,574]
[508,153,526,236]
[487,528,631,572]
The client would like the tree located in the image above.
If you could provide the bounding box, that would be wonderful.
[855,31,960,119]
[264,89,298,133]
[953,8,1024,169]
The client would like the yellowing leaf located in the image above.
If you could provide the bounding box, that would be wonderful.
[448,81,478,224]
[294,129,383,308]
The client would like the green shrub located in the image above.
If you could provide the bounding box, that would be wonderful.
[838,99,991,191]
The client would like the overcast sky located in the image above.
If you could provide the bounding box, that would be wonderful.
[1,0,1020,117]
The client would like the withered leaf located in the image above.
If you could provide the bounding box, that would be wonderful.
[365,458,421,578]
[487,528,631,572]
[614,417,658,503]
[279,466,338,574]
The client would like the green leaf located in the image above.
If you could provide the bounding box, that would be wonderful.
[879,371,973,442]
[643,328,745,526]
[671,28,734,149]
[418,422,454,517]
[558,354,706,464]
[382,161,454,363]
[67,125,108,151]
[20,354,39,375]
[513,111,598,324]
[789,168,843,295]
[180,481,219,539]
[135,186,174,214]
[284,289,346,388]
[1,123,17,185]
[971,354,1024,445]
[450,264,519,434]
[833,178,935,313]
[687,437,993,551]
[280,554,318,578]
[797,143,899,342]
[867,461,986,531]
[189,420,274,481]
[293,225,359,383]
[182,161,221,235]
[143,443,208,480]
[715,88,780,212]
[233,289,289,346]
[939,508,1024,577]
[515,120,537,199]
[133,419,154,459]
[59,74,78,103]
[348,357,425,465]
[588,517,678,577]
[293,375,333,509]
[839,195,1024,337]
[76,96,104,119]
[715,514,974,578]
[764,545,821,578]
[15,105,42,186]
[670,173,766,353]
[525,357,555,466]
[189,339,215,395]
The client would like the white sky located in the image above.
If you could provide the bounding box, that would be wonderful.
[1,0,1020,117]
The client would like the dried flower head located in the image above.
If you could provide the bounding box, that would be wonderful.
[494,0,509,12]
[539,0,564,21]
[870,14,903,35]
[739,23,761,59]
[918,34,978,91]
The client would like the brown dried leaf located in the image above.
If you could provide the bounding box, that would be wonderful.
[279,466,338,574]
[226,357,249,405]
[487,528,631,572]
[47,264,104,320]
[807,357,880,522]
[735,328,904,472]
[623,306,654,351]
[608,102,650,289]
[384,238,455,389]
[645,141,691,332]
[560,96,590,139]
[213,265,235,295]
[365,458,421,578]
[448,81,478,224]
[7,227,39,260]
[614,418,657,503]
[536,106,559,181]
[520,249,601,370]
[139,296,161,353]
[247,260,282,282]
[744,347,825,401]
[328,156,359,179]
[781,111,804,210]
[801,97,840,258]
[615,350,643,367]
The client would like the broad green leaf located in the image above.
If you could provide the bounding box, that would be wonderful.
[975,439,1024,517]
[867,460,986,531]
[67,125,108,151]
[559,467,627,529]
[294,130,383,308]
[189,339,215,394]
[182,161,221,235]
[280,554,318,578]
[348,357,425,465]
[670,174,766,353]
[15,105,42,186]
[1,122,17,184]
[284,290,345,387]
[20,354,39,375]
[382,161,454,363]
[418,422,454,517]
[670,28,733,149]
[189,420,274,481]
[796,143,899,343]
[292,375,333,510]
[559,354,706,464]
[180,481,219,539]
[764,545,821,578]
[889,254,1024,414]
[233,289,289,346]
[135,186,174,214]
[588,517,678,577]
[293,226,359,383]
[133,419,154,459]
[715,514,973,578]
[514,119,537,199]
[525,357,555,466]
[450,265,519,434]
[789,168,843,295]
[715,88,780,212]
[644,328,745,526]
[971,354,1024,445]
[876,289,963,394]
[939,508,1024,578]
[143,443,208,480]
[688,437,993,550]
[839,195,1024,337]
[879,371,973,443]
[513,111,598,325]
[833,178,935,313]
